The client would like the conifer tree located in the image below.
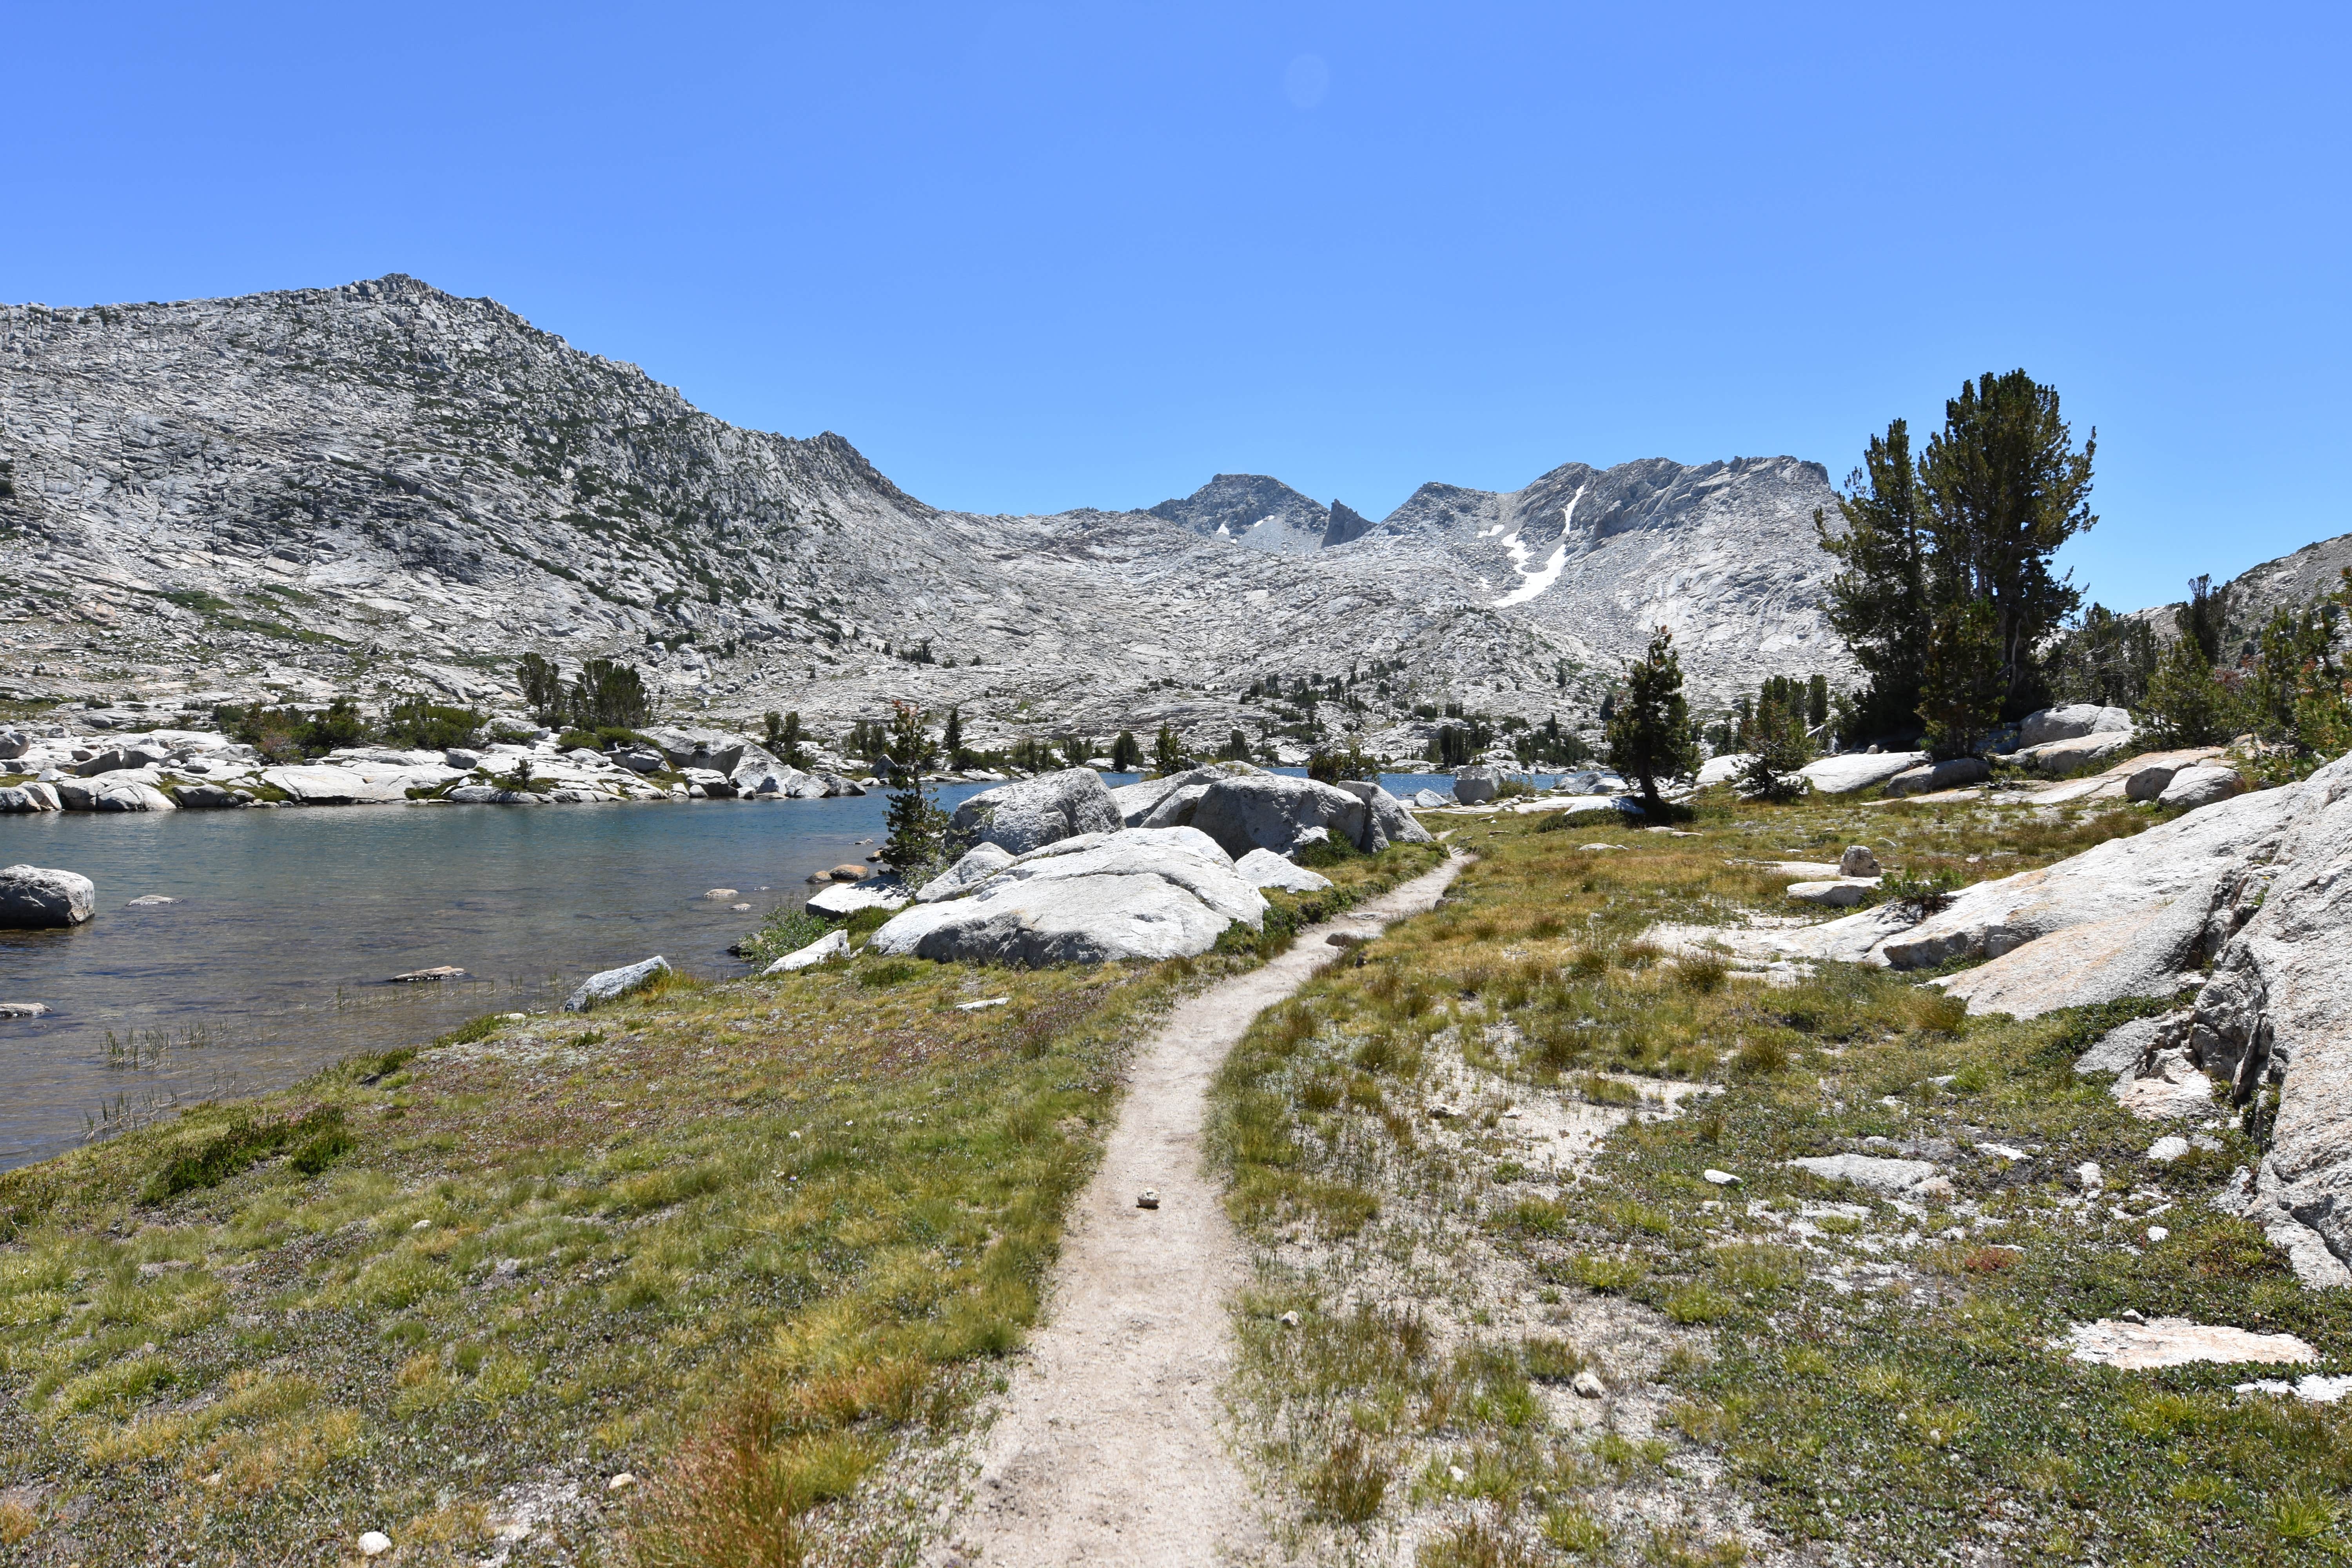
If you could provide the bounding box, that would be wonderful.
[1815,419,1931,738]
[1152,723,1184,775]
[1606,628,1699,815]
[1919,599,2006,759]
[879,701,947,877]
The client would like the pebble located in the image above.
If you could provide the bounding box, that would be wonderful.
[1136,1189,1160,1210]
[1702,1168,1740,1186]
[608,1472,637,1492]
[1278,1310,1301,1328]
[358,1531,392,1557]
[704,888,739,899]
[0,1002,51,1018]
[123,894,177,907]
[955,997,1011,1011]
[1572,1370,1608,1399]
[2147,1226,2170,1243]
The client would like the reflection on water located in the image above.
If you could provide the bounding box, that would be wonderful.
[0,770,1484,1171]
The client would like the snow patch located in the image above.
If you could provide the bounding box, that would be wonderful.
[1492,485,1584,608]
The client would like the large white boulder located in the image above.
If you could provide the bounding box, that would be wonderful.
[2019,704,2133,748]
[644,727,749,773]
[728,743,808,798]
[806,882,912,918]
[975,828,1267,927]
[916,842,1016,902]
[562,955,670,1012]
[1235,847,1335,894]
[0,865,97,928]
[1111,762,1263,829]
[868,826,1267,965]
[2158,764,2247,810]
[0,783,61,813]
[1798,751,1927,795]
[1695,754,1752,789]
[2014,730,2140,774]
[1452,766,1499,804]
[868,873,1237,965]
[1189,775,1375,858]
[950,767,1124,854]
[260,765,412,805]
[1882,757,1989,797]
[1333,780,1436,849]
[55,776,177,811]
[763,929,849,974]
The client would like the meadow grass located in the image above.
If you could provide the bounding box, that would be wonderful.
[1212,791,2352,1565]
[0,845,1434,1566]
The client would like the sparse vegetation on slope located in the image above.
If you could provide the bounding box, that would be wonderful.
[1211,792,2352,1564]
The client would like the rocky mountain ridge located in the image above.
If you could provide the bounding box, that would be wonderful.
[1,273,1856,751]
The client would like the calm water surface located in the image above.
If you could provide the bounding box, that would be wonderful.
[0,771,1484,1169]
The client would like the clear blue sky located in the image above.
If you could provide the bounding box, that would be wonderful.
[7,2,2345,612]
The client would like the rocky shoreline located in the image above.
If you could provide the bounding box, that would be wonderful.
[0,721,1041,815]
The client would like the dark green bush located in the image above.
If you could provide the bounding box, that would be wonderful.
[143,1107,348,1201]
[382,697,484,750]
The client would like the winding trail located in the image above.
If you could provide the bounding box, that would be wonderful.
[950,853,1468,1568]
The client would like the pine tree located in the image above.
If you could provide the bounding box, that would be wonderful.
[1110,730,1141,771]
[570,659,651,729]
[2180,575,2231,664]
[1815,419,1931,737]
[1918,371,2097,717]
[879,702,947,877]
[1807,674,1829,730]
[1738,680,1815,800]
[1606,628,1699,814]
[1818,373,2098,739]
[1919,599,2006,759]
[943,707,964,768]
[1152,723,1183,775]
[518,653,566,726]
[2140,633,2236,747]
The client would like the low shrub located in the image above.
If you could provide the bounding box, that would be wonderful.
[143,1107,350,1202]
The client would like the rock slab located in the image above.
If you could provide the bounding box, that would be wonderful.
[0,865,96,928]
[562,955,670,1012]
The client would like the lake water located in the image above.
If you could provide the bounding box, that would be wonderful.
[0,771,1482,1170]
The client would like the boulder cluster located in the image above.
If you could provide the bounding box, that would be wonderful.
[0,723,879,812]
[1713,748,2352,1288]
[852,765,1432,965]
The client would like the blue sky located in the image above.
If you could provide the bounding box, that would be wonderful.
[6,2,2345,612]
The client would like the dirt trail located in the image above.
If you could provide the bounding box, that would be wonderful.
[947,853,1468,1568]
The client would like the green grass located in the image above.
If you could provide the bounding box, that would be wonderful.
[0,839,1439,1564]
[1209,789,2352,1564]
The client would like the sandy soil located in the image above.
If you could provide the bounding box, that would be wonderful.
[944,855,1468,1568]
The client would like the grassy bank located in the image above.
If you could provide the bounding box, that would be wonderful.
[0,845,1435,1566]
[1211,793,2352,1565]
